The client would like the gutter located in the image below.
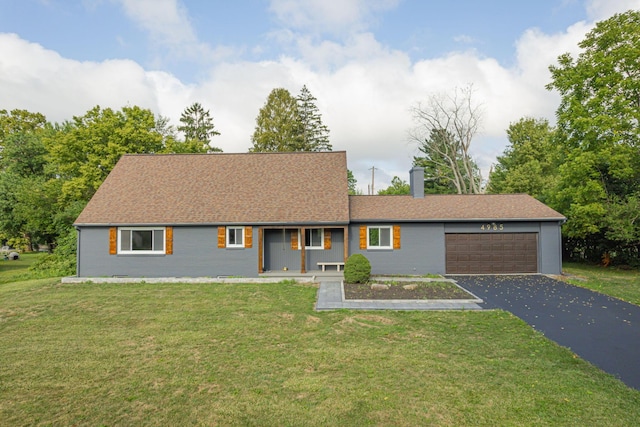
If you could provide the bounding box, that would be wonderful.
[74,221,352,227]
[350,217,567,223]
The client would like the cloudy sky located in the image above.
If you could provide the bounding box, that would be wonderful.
[1,0,639,192]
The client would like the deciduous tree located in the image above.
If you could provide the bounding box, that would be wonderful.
[487,117,558,202]
[377,176,410,195]
[546,10,640,264]
[410,85,483,194]
[250,88,305,152]
[46,105,164,203]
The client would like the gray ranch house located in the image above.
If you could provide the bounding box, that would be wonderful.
[74,151,565,278]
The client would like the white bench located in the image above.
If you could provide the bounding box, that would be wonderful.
[317,262,345,272]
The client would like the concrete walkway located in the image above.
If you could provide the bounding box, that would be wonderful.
[315,281,484,311]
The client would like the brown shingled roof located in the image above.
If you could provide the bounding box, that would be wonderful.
[75,152,350,225]
[349,194,565,222]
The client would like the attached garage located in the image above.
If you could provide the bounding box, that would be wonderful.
[349,168,566,276]
[445,233,538,274]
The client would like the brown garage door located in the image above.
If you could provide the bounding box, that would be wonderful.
[445,233,538,274]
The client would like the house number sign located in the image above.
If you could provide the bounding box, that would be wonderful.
[480,222,504,231]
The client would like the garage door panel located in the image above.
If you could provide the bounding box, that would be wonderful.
[446,233,538,274]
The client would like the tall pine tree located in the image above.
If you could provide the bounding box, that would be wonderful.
[297,85,331,151]
[178,102,221,152]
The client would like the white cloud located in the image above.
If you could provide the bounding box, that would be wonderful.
[116,0,196,46]
[2,1,635,193]
[114,0,236,64]
[0,34,159,122]
[586,0,640,20]
[453,34,477,44]
[269,0,400,35]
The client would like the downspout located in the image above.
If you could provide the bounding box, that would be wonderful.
[558,219,566,275]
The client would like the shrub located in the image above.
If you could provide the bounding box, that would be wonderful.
[30,227,77,277]
[344,254,371,283]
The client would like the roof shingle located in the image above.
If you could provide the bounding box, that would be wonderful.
[75,151,350,225]
[349,194,565,222]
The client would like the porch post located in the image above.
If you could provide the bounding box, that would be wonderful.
[258,227,264,274]
[343,226,349,262]
[300,227,306,273]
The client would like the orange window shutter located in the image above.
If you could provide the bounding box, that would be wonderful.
[324,230,331,250]
[359,226,367,250]
[109,227,117,255]
[291,230,299,250]
[245,226,253,248]
[393,225,401,249]
[166,227,173,255]
[218,226,226,248]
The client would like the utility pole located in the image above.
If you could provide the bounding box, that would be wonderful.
[369,166,377,195]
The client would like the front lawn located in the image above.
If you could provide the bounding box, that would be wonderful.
[563,262,640,305]
[0,252,47,284]
[1,279,638,426]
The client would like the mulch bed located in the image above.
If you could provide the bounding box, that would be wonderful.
[343,281,475,300]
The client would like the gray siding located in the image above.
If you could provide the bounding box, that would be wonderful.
[539,222,563,275]
[349,221,563,275]
[77,226,259,278]
[78,221,563,278]
[305,229,345,271]
[349,223,446,275]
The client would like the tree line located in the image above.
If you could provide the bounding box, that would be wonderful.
[489,11,640,266]
[393,10,639,266]
[2,10,638,272]
[0,84,333,274]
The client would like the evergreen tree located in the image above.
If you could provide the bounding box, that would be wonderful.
[347,170,359,195]
[413,128,481,194]
[178,102,221,152]
[297,85,331,151]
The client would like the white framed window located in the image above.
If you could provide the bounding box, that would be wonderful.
[227,226,244,248]
[119,227,165,254]
[305,228,323,249]
[367,226,392,249]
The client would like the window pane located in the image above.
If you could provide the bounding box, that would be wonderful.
[120,230,131,251]
[306,229,321,247]
[228,227,243,246]
[369,228,380,246]
[380,228,391,247]
[153,229,164,251]
[132,230,153,250]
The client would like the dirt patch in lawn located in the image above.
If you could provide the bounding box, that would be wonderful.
[343,280,475,300]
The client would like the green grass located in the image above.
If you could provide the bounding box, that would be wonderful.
[563,262,640,305]
[0,252,53,284]
[1,279,639,426]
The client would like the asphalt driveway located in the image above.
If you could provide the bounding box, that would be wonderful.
[450,275,640,391]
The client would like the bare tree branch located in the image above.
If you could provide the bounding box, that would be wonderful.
[409,85,483,194]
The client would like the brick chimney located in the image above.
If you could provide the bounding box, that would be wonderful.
[409,166,424,198]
